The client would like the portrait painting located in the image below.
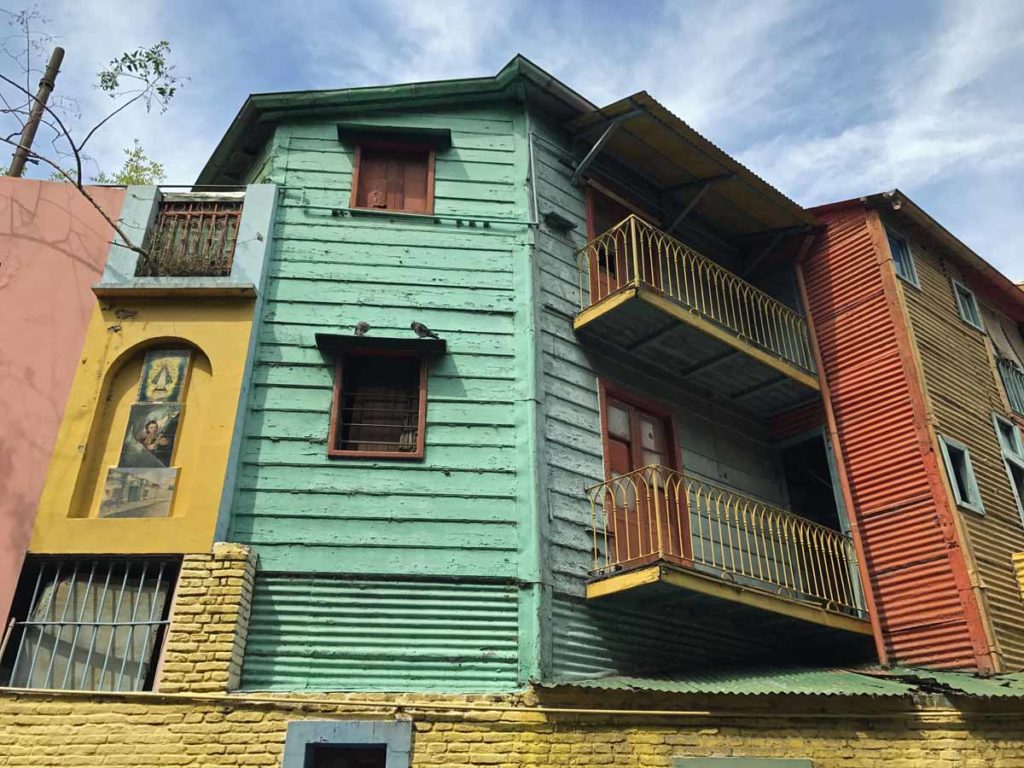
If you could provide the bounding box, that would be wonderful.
[137,348,191,403]
[99,466,179,519]
[118,403,183,468]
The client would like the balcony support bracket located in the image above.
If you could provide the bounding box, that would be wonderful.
[570,110,643,187]
[666,182,712,235]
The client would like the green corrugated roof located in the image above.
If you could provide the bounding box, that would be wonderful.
[541,668,917,698]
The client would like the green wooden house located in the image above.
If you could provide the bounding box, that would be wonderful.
[200,56,875,692]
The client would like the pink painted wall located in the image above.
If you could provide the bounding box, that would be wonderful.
[0,179,124,630]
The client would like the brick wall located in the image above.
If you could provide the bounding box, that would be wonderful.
[158,542,256,693]
[0,690,1023,767]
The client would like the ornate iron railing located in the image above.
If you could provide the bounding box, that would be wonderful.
[137,197,243,277]
[576,215,815,373]
[588,465,863,615]
[999,358,1024,417]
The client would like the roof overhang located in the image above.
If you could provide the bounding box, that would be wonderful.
[197,55,595,185]
[813,190,1024,322]
[566,92,815,241]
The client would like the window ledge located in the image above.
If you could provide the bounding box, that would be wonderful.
[956,500,986,517]
[93,278,257,299]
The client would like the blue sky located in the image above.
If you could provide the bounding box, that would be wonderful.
[33,0,1024,277]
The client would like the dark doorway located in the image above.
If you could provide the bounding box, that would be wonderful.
[307,745,386,768]
[780,432,842,530]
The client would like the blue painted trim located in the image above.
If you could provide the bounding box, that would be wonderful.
[100,185,160,283]
[214,183,279,542]
[281,720,412,768]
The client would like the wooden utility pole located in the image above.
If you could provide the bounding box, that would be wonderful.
[8,46,64,177]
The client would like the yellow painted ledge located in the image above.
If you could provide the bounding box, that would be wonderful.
[573,286,820,391]
[30,297,255,555]
[586,564,872,636]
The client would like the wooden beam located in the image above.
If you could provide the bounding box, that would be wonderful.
[664,173,736,193]
[666,182,712,234]
[741,231,785,278]
[570,110,644,186]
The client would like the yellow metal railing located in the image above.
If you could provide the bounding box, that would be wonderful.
[588,465,863,615]
[576,215,815,373]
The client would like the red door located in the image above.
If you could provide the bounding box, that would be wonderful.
[603,394,688,566]
[587,190,663,304]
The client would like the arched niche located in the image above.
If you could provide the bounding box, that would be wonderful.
[69,338,213,520]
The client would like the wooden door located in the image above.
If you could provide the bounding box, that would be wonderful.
[587,192,634,302]
[603,394,687,565]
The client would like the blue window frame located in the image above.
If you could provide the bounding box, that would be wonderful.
[886,230,919,287]
[281,721,412,768]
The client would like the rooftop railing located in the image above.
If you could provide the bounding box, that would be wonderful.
[135,195,243,277]
[576,215,815,373]
[588,465,863,616]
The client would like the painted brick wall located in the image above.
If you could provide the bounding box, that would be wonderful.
[158,542,257,693]
[0,690,1023,767]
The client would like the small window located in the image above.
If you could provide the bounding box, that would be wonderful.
[952,280,984,331]
[0,557,178,691]
[938,435,985,515]
[307,746,386,768]
[328,353,427,459]
[995,415,1024,526]
[351,144,434,214]
[886,230,919,286]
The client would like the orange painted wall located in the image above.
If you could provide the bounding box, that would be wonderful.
[0,178,124,630]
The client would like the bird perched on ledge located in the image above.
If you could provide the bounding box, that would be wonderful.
[411,321,439,339]
[354,321,370,337]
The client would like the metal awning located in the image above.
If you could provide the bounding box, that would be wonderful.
[567,92,814,240]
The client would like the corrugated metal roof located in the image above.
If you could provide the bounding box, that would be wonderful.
[886,667,1024,699]
[541,668,917,697]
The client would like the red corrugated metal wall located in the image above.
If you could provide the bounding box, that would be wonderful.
[804,206,990,670]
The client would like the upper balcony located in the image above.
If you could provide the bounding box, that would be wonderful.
[93,184,277,299]
[574,216,819,417]
[587,465,870,637]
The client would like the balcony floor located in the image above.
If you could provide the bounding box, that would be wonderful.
[575,286,820,417]
[588,561,872,638]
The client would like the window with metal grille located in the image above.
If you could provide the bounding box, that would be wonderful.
[328,353,427,459]
[350,144,434,214]
[0,557,178,692]
[137,197,243,277]
[952,279,984,331]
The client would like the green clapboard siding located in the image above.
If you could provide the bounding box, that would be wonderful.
[242,574,519,691]
[230,103,532,691]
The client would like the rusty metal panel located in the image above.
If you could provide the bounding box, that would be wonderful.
[804,206,984,669]
[900,239,1024,670]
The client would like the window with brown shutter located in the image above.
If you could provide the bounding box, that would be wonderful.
[350,143,435,214]
[328,352,428,459]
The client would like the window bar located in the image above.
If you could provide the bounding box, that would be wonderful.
[95,564,133,690]
[77,562,115,690]
[59,560,97,690]
[42,560,80,687]
[6,561,46,685]
[114,561,151,692]
[26,561,63,686]
[131,561,166,691]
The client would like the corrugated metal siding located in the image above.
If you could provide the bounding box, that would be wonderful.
[241,575,519,691]
[900,237,1024,669]
[770,401,825,441]
[804,207,983,669]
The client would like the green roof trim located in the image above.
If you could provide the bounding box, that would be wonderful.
[541,668,917,698]
[884,667,1024,699]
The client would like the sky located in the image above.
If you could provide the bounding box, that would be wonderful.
[10,0,1024,277]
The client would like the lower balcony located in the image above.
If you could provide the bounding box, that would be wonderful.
[574,216,819,417]
[587,465,871,636]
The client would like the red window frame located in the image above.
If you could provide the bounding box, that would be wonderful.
[597,380,681,480]
[327,350,429,460]
[349,140,436,215]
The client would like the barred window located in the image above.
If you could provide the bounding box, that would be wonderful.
[328,353,427,459]
[0,557,178,692]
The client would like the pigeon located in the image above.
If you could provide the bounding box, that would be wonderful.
[354,321,370,337]
[410,321,440,339]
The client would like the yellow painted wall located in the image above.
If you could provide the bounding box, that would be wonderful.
[29,296,254,554]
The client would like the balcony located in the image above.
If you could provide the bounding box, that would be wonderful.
[135,195,244,277]
[586,465,870,635]
[999,358,1024,417]
[575,216,819,416]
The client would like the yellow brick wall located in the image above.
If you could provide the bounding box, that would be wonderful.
[0,689,1023,767]
[157,542,256,693]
